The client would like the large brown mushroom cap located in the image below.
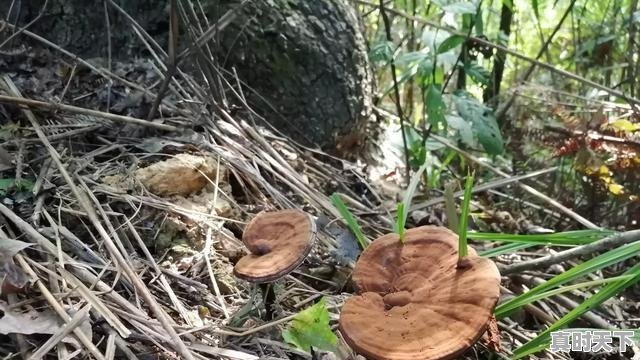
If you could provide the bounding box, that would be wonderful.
[233,210,316,283]
[339,226,501,360]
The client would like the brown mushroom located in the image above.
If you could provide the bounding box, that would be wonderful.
[233,209,316,317]
[339,226,501,360]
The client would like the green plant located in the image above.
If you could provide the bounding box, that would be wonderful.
[282,297,338,353]
[395,162,428,243]
[0,179,35,196]
[513,262,640,358]
[330,193,369,249]
[469,229,616,246]
[457,172,474,261]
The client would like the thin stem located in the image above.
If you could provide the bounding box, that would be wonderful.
[260,283,276,320]
[379,0,411,182]
[457,172,474,265]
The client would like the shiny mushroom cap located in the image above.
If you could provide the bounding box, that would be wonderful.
[233,210,316,283]
[339,226,501,360]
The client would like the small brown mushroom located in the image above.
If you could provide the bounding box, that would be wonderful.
[234,209,316,282]
[339,226,501,360]
[233,209,316,317]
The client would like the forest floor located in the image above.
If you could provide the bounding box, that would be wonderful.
[1,9,640,360]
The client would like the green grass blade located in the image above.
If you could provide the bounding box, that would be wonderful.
[444,181,458,233]
[457,172,474,259]
[468,229,616,246]
[479,243,531,257]
[497,275,633,316]
[395,203,406,243]
[330,193,369,249]
[496,240,640,318]
[396,162,428,242]
[513,262,640,358]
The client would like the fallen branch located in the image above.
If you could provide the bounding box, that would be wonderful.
[0,94,179,131]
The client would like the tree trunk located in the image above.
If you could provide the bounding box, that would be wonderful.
[483,3,513,104]
[209,0,374,148]
[1,0,374,149]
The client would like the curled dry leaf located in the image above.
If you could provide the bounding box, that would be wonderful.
[0,238,32,295]
[0,302,92,348]
[339,226,501,360]
[135,154,220,196]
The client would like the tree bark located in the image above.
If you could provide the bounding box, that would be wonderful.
[2,0,374,149]
[209,0,374,148]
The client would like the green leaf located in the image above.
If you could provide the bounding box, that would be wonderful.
[457,172,474,259]
[453,92,504,155]
[396,51,430,65]
[479,243,531,257]
[282,297,338,353]
[502,0,514,10]
[0,179,35,196]
[445,115,474,146]
[464,62,490,85]
[513,262,640,358]
[468,229,616,246]
[426,84,446,127]
[437,35,465,54]
[381,63,419,98]
[369,41,393,65]
[477,229,615,257]
[395,203,406,242]
[496,239,640,319]
[497,275,633,318]
[532,0,540,19]
[330,194,369,249]
[397,162,428,242]
[442,2,477,14]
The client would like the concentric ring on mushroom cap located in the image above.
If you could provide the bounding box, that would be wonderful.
[233,210,316,283]
[339,226,501,360]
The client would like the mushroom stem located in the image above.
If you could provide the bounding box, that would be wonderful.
[259,283,276,319]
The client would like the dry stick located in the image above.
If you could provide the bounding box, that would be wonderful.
[0,0,49,49]
[0,203,148,323]
[203,156,231,319]
[176,0,248,60]
[14,255,107,360]
[1,78,196,360]
[0,94,178,131]
[354,0,640,107]
[101,325,138,360]
[501,229,640,275]
[0,20,186,111]
[147,0,178,121]
[105,331,116,360]
[56,267,131,338]
[148,0,246,114]
[28,304,92,360]
[106,0,194,100]
[122,216,195,326]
